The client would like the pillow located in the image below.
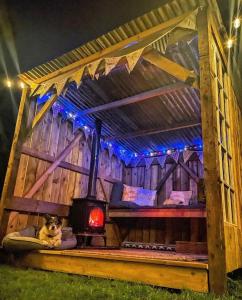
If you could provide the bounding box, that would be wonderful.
[122,184,141,202]
[163,198,177,205]
[169,191,192,205]
[135,188,157,207]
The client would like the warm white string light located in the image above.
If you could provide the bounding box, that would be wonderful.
[226,38,234,48]
[233,17,241,29]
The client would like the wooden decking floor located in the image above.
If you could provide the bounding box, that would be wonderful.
[2,248,209,292]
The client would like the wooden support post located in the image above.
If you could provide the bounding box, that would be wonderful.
[197,6,227,294]
[143,49,198,89]
[24,131,83,199]
[0,87,29,240]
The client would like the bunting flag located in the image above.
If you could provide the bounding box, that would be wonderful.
[71,67,85,87]
[52,102,64,118]
[108,146,114,159]
[94,73,100,80]
[87,59,101,78]
[198,151,203,164]
[169,151,180,163]
[33,82,53,97]
[183,150,194,163]
[144,157,154,169]
[55,78,68,96]
[29,82,40,96]
[83,126,92,140]
[123,156,132,167]
[132,156,142,168]
[157,155,167,168]
[100,140,106,152]
[126,48,144,73]
[104,56,121,75]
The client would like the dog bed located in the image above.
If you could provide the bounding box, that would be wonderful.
[2,226,77,252]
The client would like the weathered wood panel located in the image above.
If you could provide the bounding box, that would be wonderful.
[124,158,203,203]
[10,104,123,232]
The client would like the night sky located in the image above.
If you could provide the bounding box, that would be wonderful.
[0,0,240,192]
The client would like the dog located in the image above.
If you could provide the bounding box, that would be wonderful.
[38,214,63,248]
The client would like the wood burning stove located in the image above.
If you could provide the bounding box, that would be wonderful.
[69,119,107,247]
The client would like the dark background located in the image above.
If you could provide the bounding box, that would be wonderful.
[0,0,240,194]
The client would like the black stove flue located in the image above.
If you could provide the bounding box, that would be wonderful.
[87,118,102,199]
[70,119,107,241]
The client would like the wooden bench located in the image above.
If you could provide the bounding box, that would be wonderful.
[108,207,206,218]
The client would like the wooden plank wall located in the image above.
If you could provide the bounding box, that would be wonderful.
[123,158,204,205]
[117,217,207,245]
[121,158,205,244]
[8,99,123,232]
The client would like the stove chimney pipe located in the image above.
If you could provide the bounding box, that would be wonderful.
[87,119,102,199]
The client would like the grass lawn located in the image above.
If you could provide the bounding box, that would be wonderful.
[0,264,241,300]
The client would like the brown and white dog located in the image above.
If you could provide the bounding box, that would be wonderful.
[38,214,62,248]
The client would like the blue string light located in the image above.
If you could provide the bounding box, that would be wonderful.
[44,98,203,163]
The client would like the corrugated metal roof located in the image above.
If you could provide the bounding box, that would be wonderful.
[58,39,201,153]
[21,0,199,82]
[22,0,202,154]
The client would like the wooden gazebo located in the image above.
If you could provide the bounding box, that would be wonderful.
[0,0,241,294]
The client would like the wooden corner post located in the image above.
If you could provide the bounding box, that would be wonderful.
[197,6,227,294]
[0,86,30,240]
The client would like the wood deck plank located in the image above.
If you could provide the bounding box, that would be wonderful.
[9,249,208,292]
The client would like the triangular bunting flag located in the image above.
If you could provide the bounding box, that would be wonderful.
[126,48,144,72]
[169,151,180,163]
[132,156,141,168]
[105,57,121,75]
[108,146,114,159]
[94,73,100,80]
[183,150,194,163]
[33,82,53,97]
[123,156,132,167]
[55,78,68,96]
[71,67,85,87]
[157,155,167,168]
[100,140,106,152]
[198,151,203,164]
[87,60,101,79]
[83,126,92,140]
[52,102,63,118]
[29,82,40,96]
[144,157,154,169]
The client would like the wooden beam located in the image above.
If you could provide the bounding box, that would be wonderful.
[143,49,198,89]
[19,10,197,85]
[0,87,29,236]
[21,145,120,184]
[24,132,83,199]
[156,163,177,193]
[78,82,188,116]
[197,6,227,294]
[5,197,70,217]
[106,121,201,141]
[98,178,109,202]
[8,250,209,292]
[31,94,57,129]
[179,161,200,183]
